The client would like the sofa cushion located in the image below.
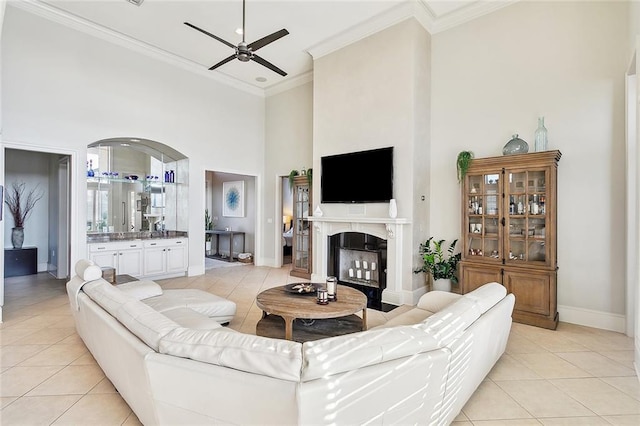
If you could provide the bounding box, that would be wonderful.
[463,282,507,312]
[301,326,441,382]
[371,307,435,329]
[162,308,223,330]
[82,279,134,317]
[118,280,164,300]
[75,259,103,281]
[143,289,236,323]
[115,300,180,351]
[417,291,462,312]
[159,327,302,381]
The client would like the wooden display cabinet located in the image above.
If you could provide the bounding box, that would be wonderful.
[459,150,561,329]
[290,175,312,279]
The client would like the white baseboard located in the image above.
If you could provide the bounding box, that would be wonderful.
[558,304,626,333]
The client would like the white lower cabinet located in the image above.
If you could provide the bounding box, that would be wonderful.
[142,238,188,277]
[89,241,144,277]
[89,238,188,279]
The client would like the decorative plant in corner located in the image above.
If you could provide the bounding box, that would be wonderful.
[414,237,461,292]
[456,151,474,183]
[205,209,214,251]
[288,168,313,192]
[4,182,44,249]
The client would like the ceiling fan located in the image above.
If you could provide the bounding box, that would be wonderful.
[184,0,289,76]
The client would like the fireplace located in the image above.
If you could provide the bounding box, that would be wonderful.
[328,232,387,309]
[310,216,411,309]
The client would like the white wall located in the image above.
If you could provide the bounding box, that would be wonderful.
[431,1,629,324]
[1,5,265,279]
[263,82,313,266]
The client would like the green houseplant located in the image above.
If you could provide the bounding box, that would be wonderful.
[414,237,461,291]
[288,168,313,192]
[456,151,474,183]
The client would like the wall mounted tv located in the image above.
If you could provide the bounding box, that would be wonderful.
[321,147,394,203]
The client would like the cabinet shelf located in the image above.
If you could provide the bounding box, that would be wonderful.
[460,150,561,330]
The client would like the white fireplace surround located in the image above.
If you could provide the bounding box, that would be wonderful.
[309,216,411,306]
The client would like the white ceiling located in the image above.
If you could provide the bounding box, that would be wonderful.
[18,0,515,94]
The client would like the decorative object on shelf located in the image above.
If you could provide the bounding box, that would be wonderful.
[413,237,461,292]
[288,169,299,192]
[313,205,323,217]
[503,134,529,155]
[87,160,95,177]
[388,198,398,218]
[4,182,44,249]
[326,276,337,301]
[222,181,245,217]
[534,116,548,152]
[288,168,312,192]
[456,151,474,183]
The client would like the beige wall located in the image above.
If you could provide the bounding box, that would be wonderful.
[263,82,313,266]
[431,1,630,318]
[313,19,431,291]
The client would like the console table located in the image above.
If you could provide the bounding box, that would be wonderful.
[205,230,245,262]
[5,247,37,277]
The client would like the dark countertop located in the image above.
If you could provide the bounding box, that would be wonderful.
[87,231,188,243]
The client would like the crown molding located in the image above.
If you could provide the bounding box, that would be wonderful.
[264,71,313,97]
[428,0,520,34]
[306,1,429,60]
[11,0,265,97]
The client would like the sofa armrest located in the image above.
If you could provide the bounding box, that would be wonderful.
[417,291,462,313]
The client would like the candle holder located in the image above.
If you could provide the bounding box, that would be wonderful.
[326,276,337,301]
[316,289,329,305]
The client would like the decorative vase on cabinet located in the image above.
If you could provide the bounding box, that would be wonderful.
[534,117,548,152]
[458,150,561,329]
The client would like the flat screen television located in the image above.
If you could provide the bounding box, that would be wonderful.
[321,147,394,203]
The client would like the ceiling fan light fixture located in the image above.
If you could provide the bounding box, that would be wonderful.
[235,28,243,35]
[126,0,144,6]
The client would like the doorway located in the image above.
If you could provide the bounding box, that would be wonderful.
[3,149,72,279]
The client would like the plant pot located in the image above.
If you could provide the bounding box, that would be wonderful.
[433,278,452,292]
[12,227,24,249]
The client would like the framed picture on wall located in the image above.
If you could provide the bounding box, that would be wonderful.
[223,181,245,217]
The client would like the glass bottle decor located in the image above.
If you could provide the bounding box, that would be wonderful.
[87,160,95,177]
[502,134,529,156]
[534,116,548,152]
[388,199,398,218]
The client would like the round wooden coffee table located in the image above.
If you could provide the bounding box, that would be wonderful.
[255,284,367,341]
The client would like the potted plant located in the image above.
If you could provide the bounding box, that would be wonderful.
[456,151,474,183]
[288,168,313,192]
[4,182,44,249]
[414,237,461,292]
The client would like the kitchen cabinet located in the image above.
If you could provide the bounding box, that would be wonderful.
[89,241,144,277]
[142,238,188,277]
[459,150,561,329]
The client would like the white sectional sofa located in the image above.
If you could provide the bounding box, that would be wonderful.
[67,260,515,425]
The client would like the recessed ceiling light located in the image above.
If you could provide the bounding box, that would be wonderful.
[120,143,130,147]
[235,28,243,35]
[130,138,140,142]
[256,77,267,82]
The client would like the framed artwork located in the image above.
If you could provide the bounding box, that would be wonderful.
[223,181,245,217]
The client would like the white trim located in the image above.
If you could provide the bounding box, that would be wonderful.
[265,72,313,97]
[11,0,263,97]
[558,304,626,333]
[428,0,519,34]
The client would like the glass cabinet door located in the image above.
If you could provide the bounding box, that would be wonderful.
[505,169,548,265]
[293,182,310,272]
[465,172,502,262]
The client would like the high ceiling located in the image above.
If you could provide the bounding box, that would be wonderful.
[17,0,515,93]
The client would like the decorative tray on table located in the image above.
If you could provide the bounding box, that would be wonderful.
[284,283,317,295]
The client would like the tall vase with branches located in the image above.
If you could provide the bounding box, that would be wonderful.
[4,182,44,249]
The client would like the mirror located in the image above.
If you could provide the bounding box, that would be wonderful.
[86,139,188,235]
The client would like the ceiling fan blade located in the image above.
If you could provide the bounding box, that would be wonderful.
[209,54,237,71]
[247,29,289,52]
[184,22,236,50]
[252,54,287,77]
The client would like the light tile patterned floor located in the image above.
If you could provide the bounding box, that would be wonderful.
[1,267,639,425]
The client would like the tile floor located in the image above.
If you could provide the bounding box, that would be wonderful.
[1,266,639,425]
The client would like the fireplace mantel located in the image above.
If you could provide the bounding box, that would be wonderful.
[309,215,412,306]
